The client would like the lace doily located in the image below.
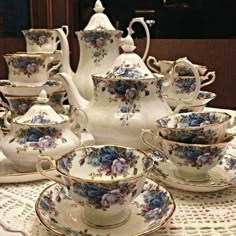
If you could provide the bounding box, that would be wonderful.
[0,108,236,236]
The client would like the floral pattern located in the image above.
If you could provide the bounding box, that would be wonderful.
[27,111,51,125]
[174,76,196,94]
[72,181,137,210]
[169,145,225,168]
[25,30,54,46]
[161,128,218,144]
[79,31,122,65]
[93,78,152,126]
[106,63,147,79]
[8,98,35,115]
[7,56,45,77]
[138,188,171,224]
[10,127,66,153]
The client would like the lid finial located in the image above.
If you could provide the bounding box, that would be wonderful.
[37,90,49,104]
[121,29,136,53]
[94,0,105,13]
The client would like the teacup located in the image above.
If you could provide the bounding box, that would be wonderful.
[142,132,233,182]
[166,91,216,109]
[37,145,153,228]
[22,26,68,53]
[4,91,66,117]
[4,52,61,86]
[147,56,208,76]
[155,112,232,144]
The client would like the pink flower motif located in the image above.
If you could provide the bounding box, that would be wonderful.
[125,88,137,101]
[112,158,128,175]
[38,35,47,45]
[26,63,38,74]
[101,189,123,207]
[38,136,54,148]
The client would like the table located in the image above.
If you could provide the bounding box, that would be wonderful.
[0,107,236,236]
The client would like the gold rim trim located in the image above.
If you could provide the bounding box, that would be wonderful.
[156,111,232,131]
[35,179,176,236]
[54,144,153,184]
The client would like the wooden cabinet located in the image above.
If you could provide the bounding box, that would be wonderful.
[0,0,235,109]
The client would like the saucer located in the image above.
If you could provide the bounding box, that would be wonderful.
[148,150,236,192]
[35,178,175,236]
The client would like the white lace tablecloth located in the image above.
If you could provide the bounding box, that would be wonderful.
[0,107,236,236]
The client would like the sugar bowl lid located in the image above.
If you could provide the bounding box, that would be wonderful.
[84,0,116,31]
[13,90,68,126]
[105,33,154,79]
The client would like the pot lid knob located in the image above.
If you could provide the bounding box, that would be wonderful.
[121,29,136,53]
[36,90,49,104]
[94,0,105,13]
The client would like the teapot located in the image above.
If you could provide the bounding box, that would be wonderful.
[55,35,201,150]
[0,90,87,172]
[55,0,150,105]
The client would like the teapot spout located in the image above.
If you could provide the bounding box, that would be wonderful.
[54,26,75,78]
[54,72,89,110]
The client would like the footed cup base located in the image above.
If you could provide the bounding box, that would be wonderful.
[81,207,131,229]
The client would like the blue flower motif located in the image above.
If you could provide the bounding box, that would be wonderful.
[99,147,119,167]
[114,81,130,95]
[144,191,166,209]
[74,183,109,203]
[120,106,129,113]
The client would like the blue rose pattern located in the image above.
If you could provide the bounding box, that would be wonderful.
[10,127,66,154]
[73,181,135,210]
[8,56,44,77]
[26,31,53,46]
[174,77,196,94]
[80,31,122,65]
[139,190,171,223]
[94,79,152,126]
[171,145,224,168]
[79,146,140,179]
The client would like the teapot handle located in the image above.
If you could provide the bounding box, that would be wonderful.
[166,58,201,114]
[128,17,150,61]
[55,25,69,47]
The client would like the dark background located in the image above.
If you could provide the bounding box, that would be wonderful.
[0,0,235,109]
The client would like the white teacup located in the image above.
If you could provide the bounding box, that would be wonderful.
[22,26,68,53]
[4,52,61,86]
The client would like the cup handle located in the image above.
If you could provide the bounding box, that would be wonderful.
[4,111,11,129]
[200,71,216,88]
[36,155,66,185]
[128,17,150,61]
[167,57,201,113]
[48,60,62,76]
[146,56,161,73]
[141,129,167,156]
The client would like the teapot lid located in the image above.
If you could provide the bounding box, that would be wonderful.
[13,90,68,126]
[105,32,154,79]
[84,0,116,31]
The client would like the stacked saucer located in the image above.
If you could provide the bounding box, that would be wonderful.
[142,111,236,192]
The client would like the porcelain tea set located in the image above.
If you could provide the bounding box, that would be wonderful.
[0,0,235,235]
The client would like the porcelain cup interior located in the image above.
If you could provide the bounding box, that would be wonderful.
[166,91,216,108]
[37,145,153,228]
[158,133,233,182]
[4,53,59,86]
[156,112,231,144]
[4,91,66,118]
[22,29,59,53]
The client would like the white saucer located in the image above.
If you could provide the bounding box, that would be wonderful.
[148,150,236,192]
[35,178,175,236]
